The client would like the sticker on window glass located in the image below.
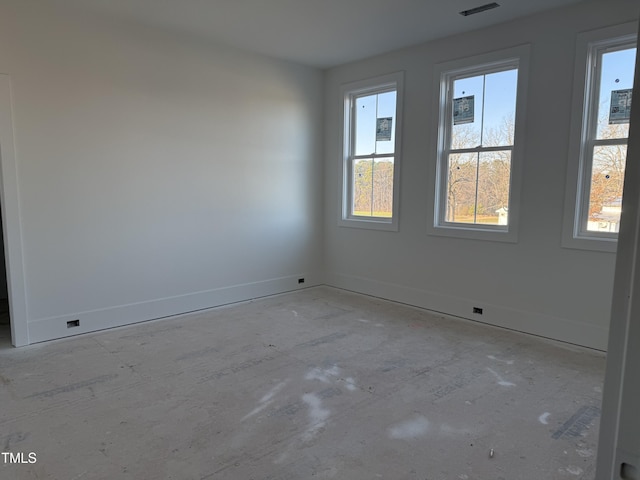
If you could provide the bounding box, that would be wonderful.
[376,117,393,141]
[453,95,475,125]
[609,89,633,124]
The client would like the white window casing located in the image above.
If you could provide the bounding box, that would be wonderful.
[339,72,404,231]
[427,45,530,243]
[562,22,638,253]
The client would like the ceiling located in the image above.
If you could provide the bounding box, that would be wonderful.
[49,0,586,68]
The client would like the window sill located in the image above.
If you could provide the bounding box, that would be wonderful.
[561,234,618,253]
[338,217,398,232]
[427,223,518,243]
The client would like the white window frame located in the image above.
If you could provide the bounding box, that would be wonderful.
[339,72,404,231]
[562,22,638,253]
[427,45,529,243]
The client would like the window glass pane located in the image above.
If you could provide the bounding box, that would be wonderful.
[355,95,376,156]
[451,76,483,149]
[451,69,517,150]
[353,158,373,216]
[446,152,478,223]
[445,151,511,225]
[587,144,626,232]
[352,157,394,217]
[375,91,396,155]
[596,47,637,140]
[477,150,511,225]
[372,157,394,217]
[355,91,396,156]
[482,69,517,147]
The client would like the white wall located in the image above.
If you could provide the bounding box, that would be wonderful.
[324,0,640,351]
[0,0,324,345]
[2,0,636,349]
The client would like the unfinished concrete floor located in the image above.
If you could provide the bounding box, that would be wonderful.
[0,287,605,479]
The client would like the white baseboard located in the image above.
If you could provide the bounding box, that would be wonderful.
[325,272,608,351]
[25,271,608,350]
[27,274,320,344]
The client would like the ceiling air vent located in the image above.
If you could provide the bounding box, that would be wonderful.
[459,2,500,16]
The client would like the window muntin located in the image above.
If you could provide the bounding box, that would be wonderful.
[579,42,636,237]
[341,73,403,230]
[437,60,520,232]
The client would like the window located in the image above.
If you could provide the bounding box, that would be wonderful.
[563,23,637,252]
[428,46,529,242]
[340,72,403,231]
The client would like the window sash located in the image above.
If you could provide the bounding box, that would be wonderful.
[441,149,512,229]
[349,156,395,218]
[349,87,397,158]
[437,62,519,229]
[346,88,397,220]
[578,139,628,238]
